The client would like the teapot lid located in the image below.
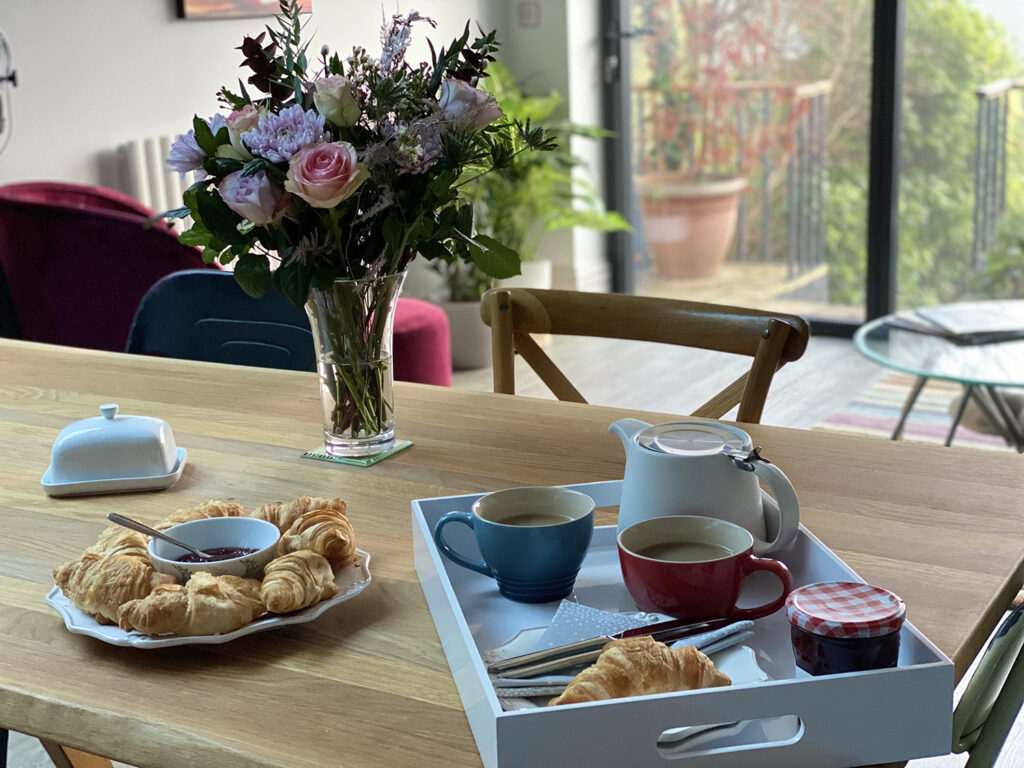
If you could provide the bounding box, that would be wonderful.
[635,422,750,456]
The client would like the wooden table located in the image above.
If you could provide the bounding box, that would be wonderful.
[2,339,1024,768]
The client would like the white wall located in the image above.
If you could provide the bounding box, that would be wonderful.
[498,0,611,292]
[0,0,496,187]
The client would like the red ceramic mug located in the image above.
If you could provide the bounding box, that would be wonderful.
[618,515,793,621]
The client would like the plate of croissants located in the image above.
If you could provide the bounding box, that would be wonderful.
[46,496,371,648]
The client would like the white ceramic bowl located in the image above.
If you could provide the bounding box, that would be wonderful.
[148,517,280,583]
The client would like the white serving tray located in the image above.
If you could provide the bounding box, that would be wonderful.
[412,480,953,768]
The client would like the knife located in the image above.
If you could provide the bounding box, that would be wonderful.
[486,616,733,678]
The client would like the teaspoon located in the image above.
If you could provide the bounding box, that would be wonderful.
[106,513,216,560]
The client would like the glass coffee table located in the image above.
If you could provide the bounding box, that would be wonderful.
[854,311,1024,451]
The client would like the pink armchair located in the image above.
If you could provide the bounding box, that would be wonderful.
[0,181,211,352]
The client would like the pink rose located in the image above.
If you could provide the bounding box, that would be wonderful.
[218,170,289,225]
[313,76,361,127]
[226,105,263,159]
[284,141,368,208]
[438,78,503,131]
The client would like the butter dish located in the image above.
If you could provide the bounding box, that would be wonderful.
[41,403,187,497]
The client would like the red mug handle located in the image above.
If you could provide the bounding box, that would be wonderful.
[729,553,793,621]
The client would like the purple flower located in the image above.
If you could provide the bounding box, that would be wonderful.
[218,170,290,225]
[439,79,502,131]
[166,114,228,177]
[242,105,326,163]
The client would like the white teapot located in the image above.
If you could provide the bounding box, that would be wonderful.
[610,419,799,555]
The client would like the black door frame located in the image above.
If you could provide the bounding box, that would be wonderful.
[601,0,637,296]
[600,0,905,337]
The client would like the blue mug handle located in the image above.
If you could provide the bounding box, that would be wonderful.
[433,511,492,577]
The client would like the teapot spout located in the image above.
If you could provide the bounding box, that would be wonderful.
[609,418,651,451]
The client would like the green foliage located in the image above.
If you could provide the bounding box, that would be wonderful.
[811,0,1024,308]
[434,62,629,301]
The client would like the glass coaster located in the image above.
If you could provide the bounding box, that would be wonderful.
[301,440,413,467]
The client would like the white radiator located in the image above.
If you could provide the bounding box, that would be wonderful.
[117,136,197,232]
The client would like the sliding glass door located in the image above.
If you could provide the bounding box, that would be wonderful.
[602,0,1024,334]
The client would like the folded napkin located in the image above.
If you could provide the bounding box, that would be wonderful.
[534,600,660,650]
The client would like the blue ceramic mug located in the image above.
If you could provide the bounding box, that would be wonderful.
[433,486,595,603]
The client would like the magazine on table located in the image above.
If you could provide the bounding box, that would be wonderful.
[889,301,1024,345]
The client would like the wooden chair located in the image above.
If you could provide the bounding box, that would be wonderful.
[480,288,810,424]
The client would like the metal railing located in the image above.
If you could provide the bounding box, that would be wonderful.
[632,79,832,278]
[973,78,1024,266]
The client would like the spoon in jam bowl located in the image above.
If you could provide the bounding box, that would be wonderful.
[106,513,218,561]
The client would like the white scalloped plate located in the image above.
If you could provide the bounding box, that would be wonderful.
[45,549,371,648]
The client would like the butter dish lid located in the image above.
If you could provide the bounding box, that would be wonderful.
[41,404,187,497]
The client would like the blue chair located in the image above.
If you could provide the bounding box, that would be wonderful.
[125,269,316,371]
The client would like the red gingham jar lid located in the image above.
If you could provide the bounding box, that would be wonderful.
[786,581,905,639]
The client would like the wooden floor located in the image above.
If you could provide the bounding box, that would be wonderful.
[637,261,866,322]
[451,333,883,430]
[8,336,1019,768]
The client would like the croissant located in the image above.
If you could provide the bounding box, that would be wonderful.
[54,553,176,625]
[550,636,731,706]
[261,550,339,613]
[117,572,264,636]
[84,524,149,559]
[155,499,245,531]
[277,506,356,569]
[251,496,348,534]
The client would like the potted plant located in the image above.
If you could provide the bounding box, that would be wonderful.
[634,0,785,279]
[434,62,630,368]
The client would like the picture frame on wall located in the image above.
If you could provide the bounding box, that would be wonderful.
[179,0,311,20]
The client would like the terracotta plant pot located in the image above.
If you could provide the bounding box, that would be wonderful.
[636,174,747,279]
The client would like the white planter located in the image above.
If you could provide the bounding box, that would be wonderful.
[496,258,553,291]
[440,300,492,371]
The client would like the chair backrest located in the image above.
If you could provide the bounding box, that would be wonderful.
[480,288,810,424]
[950,601,1024,768]
[0,181,211,352]
[125,269,316,371]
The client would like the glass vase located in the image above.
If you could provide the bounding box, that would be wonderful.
[305,272,406,458]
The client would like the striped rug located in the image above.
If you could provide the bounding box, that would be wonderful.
[814,372,1011,451]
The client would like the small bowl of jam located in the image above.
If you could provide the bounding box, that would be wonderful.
[147,516,280,583]
[787,581,905,676]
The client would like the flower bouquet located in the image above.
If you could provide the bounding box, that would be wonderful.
[163,0,552,456]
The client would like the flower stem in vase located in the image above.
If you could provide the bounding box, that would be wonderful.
[306,272,405,458]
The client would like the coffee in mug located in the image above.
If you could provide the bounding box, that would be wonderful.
[433,486,595,603]
[633,541,736,562]
[501,512,575,526]
[618,515,792,621]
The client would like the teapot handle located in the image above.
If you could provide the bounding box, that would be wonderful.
[747,459,800,555]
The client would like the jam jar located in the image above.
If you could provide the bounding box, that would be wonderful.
[787,581,905,676]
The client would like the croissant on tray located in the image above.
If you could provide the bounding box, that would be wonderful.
[155,499,245,531]
[549,636,731,706]
[277,504,356,570]
[261,550,340,613]
[117,572,265,636]
[54,552,176,625]
[251,496,348,535]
